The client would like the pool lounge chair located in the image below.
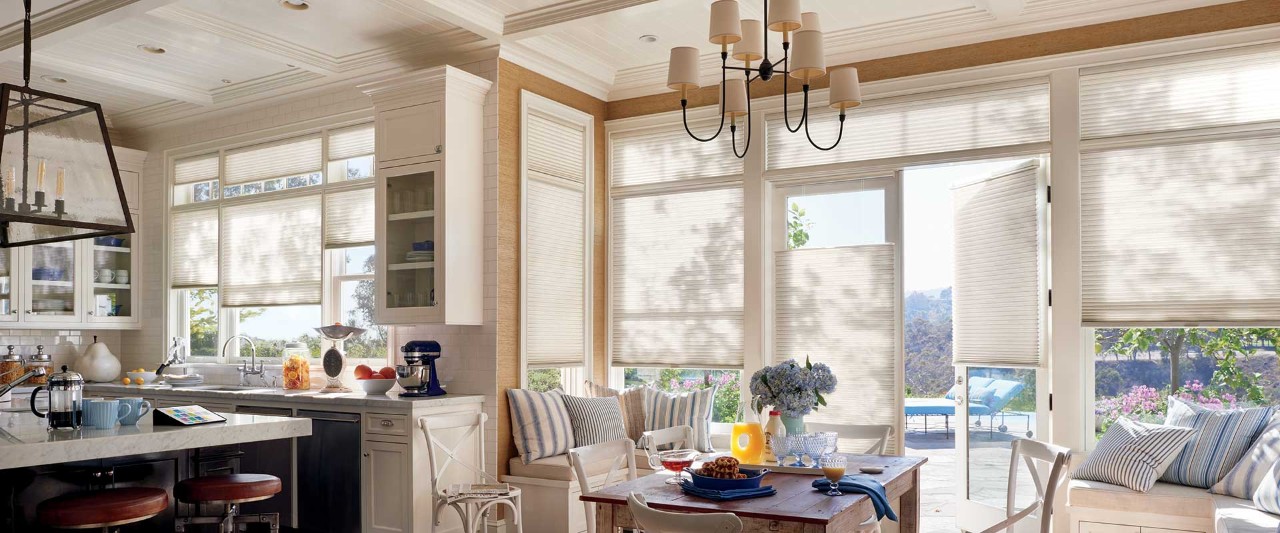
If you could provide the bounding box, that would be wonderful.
[904,377,1030,437]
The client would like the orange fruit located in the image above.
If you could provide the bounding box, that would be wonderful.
[354,365,374,380]
[378,367,396,379]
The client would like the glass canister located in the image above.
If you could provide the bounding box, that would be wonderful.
[0,346,22,386]
[25,347,50,385]
[281,341,311,390]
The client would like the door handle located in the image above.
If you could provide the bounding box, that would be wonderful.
[380,420,394,427]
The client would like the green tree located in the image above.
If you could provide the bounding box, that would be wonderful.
[526,369,563,392]
[1098,328,1280,403]
[787,202,813,249]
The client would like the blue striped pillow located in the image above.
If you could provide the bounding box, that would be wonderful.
[508,388,575,464]
[644,386,718,453]
[1162,396,1274,488]
[1074,417,1196,492]
[1212,415,1280,498]
[1253,458,1280,515]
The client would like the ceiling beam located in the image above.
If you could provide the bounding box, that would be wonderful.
[973,0,1027,20]
[148,5,339,76]
[388,0,505,43]
[504,0,659,39]
[36,53,213,105]
[0,0,179,60]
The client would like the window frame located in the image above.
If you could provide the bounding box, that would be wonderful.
[166,113,385,366]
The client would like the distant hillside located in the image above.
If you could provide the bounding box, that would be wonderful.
[905,288,955,397]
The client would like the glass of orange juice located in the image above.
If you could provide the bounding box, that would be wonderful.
[821,455,847,496]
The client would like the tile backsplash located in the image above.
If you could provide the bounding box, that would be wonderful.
[0,329,121,372]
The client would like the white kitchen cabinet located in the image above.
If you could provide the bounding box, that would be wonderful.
[362,440,411,533]
[360,66,489,326]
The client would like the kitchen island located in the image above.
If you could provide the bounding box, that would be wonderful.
[0,410,311,470]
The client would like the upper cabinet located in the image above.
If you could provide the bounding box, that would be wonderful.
[360,66,490,326]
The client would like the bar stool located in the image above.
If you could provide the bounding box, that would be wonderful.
[174,474,282,533]
[38,487,169,533]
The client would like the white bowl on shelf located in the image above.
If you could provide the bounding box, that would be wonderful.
[126,371,157,384]
[358,378,396,395]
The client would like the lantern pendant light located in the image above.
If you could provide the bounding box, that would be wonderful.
[0,0,133,246]
[666,0,863,158]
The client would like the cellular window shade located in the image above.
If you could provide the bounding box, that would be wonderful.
[526,179,586,368]
[775,245,899,453]
[324,188,374,248]
[224,136,322,185]
[767,82,1050,170]
[1080,44,1280,140]
[328,124,375,160]
[1082,135,1280,325]
[170,208,218,288]
[220,195,322,307]
[952,161,1045,367]
[612,187,744,368]
[610,120,743,188]
[174,155,218,185]
[528,113,586,184]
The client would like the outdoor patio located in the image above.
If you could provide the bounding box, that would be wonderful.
[905,412,1039,533]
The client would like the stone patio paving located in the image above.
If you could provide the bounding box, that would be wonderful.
[904,412,1039,533]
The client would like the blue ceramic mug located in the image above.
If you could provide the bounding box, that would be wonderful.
[117,397,151,425]
[83,399,132,429]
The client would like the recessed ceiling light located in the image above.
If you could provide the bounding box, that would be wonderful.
[137,44,166,54]
[221,79,233,84]
[279,0,309,10]
[39,75,67,84]
[639,34,659,43]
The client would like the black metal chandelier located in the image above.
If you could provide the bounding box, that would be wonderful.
[0,0,133,246]
[666,0,862,159]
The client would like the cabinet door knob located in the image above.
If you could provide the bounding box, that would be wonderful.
[435,145,442,153]
[380,420,394,427]
[363,452,370,458]
[24,310,31,314]
[88,311,94,315]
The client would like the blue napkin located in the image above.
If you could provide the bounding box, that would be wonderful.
[811,475,898,522]
[680,480,777,501]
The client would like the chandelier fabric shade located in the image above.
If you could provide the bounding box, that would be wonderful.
[733,19,764,62]
[801,12,822,32]
[789,30,825,82]
[708,0,742,45]
[667,47,701,92]
[722,79,748,118]
[767,0,801,32]
[828,67,862,110]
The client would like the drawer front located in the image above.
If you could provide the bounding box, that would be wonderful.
[1080,522,1141,533]
[365,413,409,438]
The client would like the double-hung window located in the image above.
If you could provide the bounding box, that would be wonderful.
[169,123,387,364]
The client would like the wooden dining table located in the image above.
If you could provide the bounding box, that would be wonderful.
[581,454,927,533]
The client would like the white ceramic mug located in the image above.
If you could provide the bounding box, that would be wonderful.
[114,269,129,284]
[96,269,114,283]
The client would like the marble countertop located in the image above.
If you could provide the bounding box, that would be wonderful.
[82,383,485,410]
[0,411,311,470]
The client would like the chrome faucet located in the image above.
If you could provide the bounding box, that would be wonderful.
[221,335,264,386]
[0,366,46,398]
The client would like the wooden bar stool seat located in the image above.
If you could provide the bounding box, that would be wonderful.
[38,487,168,532]
[175,474,282,533]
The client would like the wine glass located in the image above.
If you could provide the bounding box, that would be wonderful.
[821,455,847,496]
[785,435,808,467]
[769,434,790,465]
[817,431,839,459]
[803,434,827,467]
[647,449,700,485]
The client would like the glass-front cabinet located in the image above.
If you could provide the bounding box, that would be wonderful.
[24,242,79,322]
[380,162,438,315]
[85,233,137,324]
[0,248,16,322]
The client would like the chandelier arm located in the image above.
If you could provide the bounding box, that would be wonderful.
[731,74,754,159]
[682,53,730,143]
[803,110,847,151]
[22,0,30,87]
[780,44,803,133]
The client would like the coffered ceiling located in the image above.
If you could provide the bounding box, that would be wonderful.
[0,0,1242,132]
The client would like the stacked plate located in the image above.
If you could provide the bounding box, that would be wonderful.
[164,374,205,387]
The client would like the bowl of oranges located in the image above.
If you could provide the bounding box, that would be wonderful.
[355,364,397,395]
[123,369,157,385]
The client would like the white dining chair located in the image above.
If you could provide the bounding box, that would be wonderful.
[805,422,893,454]
[978,438,1071,533]
[569,438,638,533]
[641,424,694,455]
[627,492,742,533]
[418,412,523,533]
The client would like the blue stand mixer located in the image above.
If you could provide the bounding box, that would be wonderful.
[396,340,446,397]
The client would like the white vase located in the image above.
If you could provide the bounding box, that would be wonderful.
[76,336,121,383]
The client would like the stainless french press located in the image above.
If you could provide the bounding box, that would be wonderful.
[30,365,84,430]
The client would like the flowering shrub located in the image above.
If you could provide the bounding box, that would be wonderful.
[661,370,741,423]
[749,357,837,417]
[1095,380,1242,433]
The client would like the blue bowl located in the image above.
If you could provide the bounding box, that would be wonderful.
[684,467,769,490]
[94,237,124,247]
[32,267,62,281]
[411,241,434,251]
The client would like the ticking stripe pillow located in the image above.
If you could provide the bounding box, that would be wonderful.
[1212,415,1280,498]
[1253,458,1280,515]
[562,395,629,447]
[507,388,575,464]
[1161,396,1275,489]
[644,386,718,453]
[1073,417,1196,492]
[584,381,648,443]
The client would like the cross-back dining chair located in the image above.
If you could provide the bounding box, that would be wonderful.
[641,425,694,456]
[418,412,523,533]
[978,438,1071,533]
[627,492,742,533]
[805,422,894,454]
[569,438,637,533]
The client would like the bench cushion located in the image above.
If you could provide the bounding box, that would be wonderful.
[1213,494,1280,533]
[1068,479,1214,518]
[508,450,654,482]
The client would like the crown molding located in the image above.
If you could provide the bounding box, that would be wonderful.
[211,69,324,103]
[498,41,612,100]
[0,0,179,58]
[504,0,658,38]
[376,0,504,42]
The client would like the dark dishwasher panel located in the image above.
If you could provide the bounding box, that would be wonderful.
[295,410,361,533]
[234,405,296,529]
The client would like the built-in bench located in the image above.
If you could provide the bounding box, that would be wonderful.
[502,450,655,533]
[1068,479,1280,533]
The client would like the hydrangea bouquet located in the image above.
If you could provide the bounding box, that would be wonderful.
[749,357,837,417]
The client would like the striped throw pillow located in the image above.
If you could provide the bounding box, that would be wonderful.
[562,395,628,447]
[644,386,718,453]
[507,388,575,464]
[1253,458,1280,515]
[1073,417,1196,492]
[1161,396,1275,488]
[1212,415,1280,498]
[584,381,648,443]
